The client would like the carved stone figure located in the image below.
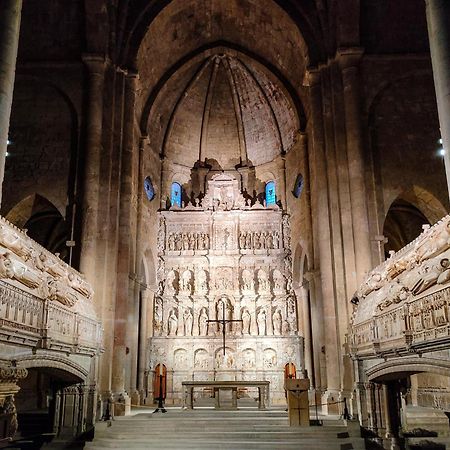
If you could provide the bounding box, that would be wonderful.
[242,349,255,369]
[154,297,163,335]
[257,309,267,335]
[194,349,209,369]
[272,231,279,249]
[180,270,193,294]
[273,269,285,292]
[241,269,254,292]
[241,309,251,335]
[184,309,193,336]
[257,269,270,293]
[196,269,208,293]
[168,310,178,336]
[0,252,14,279]
[168,233,176,251]
[165,270,177,293]
[273,309,282,336]
[199,308,208,336]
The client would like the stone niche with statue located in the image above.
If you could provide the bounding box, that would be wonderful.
[150,173,303,405]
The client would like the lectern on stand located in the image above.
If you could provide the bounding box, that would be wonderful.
[284,378,310,426]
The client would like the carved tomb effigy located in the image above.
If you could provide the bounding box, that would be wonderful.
[150,174,303,405]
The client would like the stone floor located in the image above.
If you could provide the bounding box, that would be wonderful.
[84,406,367,450]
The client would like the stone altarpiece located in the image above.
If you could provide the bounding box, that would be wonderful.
[149,173,303,404]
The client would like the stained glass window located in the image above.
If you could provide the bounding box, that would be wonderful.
[144,176,155,201]
[293,174,304,198]
[265,181,276,205]
[171,182,182,207]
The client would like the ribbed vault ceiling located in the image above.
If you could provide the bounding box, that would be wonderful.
[149,53,299,169]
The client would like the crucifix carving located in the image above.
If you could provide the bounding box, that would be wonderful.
[207,300,242,355]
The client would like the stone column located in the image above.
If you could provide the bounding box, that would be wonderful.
[0,0,22,206]
[79,55,107,280]
[299,280,313,386]
[425,0,450,197]
[337,48,372,285]
[138,288,153,402]
[111,70,137,415]
[306,69,341,411]
[0,366,27,441]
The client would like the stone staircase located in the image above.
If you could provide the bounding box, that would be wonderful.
[84,408,367,450]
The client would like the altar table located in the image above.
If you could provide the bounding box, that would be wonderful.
[181,380,270,409]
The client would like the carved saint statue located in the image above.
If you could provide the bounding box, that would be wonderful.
[168,233,176,251]
[241,309,251,335]
[257,309,267,335]
[257,269,270,293]
[165,270,177,293]
[184,309,193,336]
[168,310,178,336]
[273,309,282,336]
[242,269,254,291]
[199,308,208,336]
[196,269,208,293]
[180,270,192,294]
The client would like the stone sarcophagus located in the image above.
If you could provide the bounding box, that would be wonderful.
[150,174,303,405]
[350,215,450,357]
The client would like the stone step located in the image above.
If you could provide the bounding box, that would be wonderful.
[85,408,366,450]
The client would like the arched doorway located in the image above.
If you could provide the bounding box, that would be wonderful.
[15,365,89,446]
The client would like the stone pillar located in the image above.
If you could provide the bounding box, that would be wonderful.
[138,288,153,402]
[79,55,107,280]
[306,69,341,411]
[302,280,315,388]
[111,70,138,415]
[425,0,450,197]
[0,366,27,442]
[0,0,22,206]
[337,48,372,285]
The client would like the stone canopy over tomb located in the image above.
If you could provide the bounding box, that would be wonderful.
[150,173,303,404]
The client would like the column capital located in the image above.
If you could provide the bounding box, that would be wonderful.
[0,366,27,384]
[81,53,109,74]
[303,67,322,87]
[336,47,364,70]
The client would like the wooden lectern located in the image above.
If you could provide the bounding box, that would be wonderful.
[284,378,310,427]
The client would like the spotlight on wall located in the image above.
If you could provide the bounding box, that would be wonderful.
[438,138,443,145]
[7,139,12,146]
[439,148,446,156]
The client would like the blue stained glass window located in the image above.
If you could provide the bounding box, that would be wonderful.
[265,181,276,205]
[144,176,155,201]
[293,174,304,198]
[171,182,182,207]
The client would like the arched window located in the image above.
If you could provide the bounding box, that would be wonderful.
[171,182,182,207]
[144,176,155,201]
[293,174,304,198]
[265,181,276,205]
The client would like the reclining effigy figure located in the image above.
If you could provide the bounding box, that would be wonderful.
[47,278,77,307]
[402,249,450,296]
[0,224,33,260]
[413,219,450,264]
[8,253,42,289]
[67,273,93,299]
[35,251,68,279]
[0,252,14,279]
[357,270,386,299]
